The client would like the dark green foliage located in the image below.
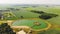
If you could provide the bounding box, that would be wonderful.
[8,8,15,10]
[8,8,20,11]
[39,13,58,20]
[0,23,16,34]
[0,13,3,19]
[31,10,58,20]
[21,16,24,18]
[31,10,45,14]
[39,14,52,20]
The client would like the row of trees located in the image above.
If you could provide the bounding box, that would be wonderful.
[31,10,58,20]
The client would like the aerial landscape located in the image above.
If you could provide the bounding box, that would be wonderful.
[0,4,60,34]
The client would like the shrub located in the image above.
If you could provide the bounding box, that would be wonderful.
[31,10,45,14]
[0,23,16,34]
[39,13,58,20]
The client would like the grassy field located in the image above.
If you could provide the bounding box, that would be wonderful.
[0,5,60,34]
[12,19,48,30]
[10,6,60,25]
[11,6,60,34]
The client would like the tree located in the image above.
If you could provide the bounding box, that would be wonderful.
[39,13,58,20]
[0,23,16,34]
[31,10,45,14]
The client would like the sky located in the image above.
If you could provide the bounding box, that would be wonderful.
[0,0,60,5]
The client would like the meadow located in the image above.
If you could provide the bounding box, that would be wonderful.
[0,5,60,34]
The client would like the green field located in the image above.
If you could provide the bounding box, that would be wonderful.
[11,6,60,34]
[12,19,48,30]
[0,5,60,34]
[10,6,60,25]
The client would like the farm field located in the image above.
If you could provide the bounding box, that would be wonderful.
[0,5,60,34]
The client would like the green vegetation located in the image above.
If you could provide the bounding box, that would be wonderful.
[12,10,40,19]
[0,5,60,34]
[0,23,16,34]
[12,19,48,30]
[38,29,60,34]
[39,13,58,20]
[30,10,58,20]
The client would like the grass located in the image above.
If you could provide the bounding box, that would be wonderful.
[55,28,60,30]
[0,21,6,24]
[12,10,40,18]
[10,6,60,25]
[12,19,48,30]
[0,6,60,34]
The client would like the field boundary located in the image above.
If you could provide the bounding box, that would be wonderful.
[8,18,52,32]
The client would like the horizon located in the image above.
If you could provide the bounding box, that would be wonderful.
[0,0,60,5]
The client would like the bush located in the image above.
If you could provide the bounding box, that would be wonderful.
[39,14,52,20]
[0,23,16,34]
[31,10,45,14]
[39,13,58,20]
